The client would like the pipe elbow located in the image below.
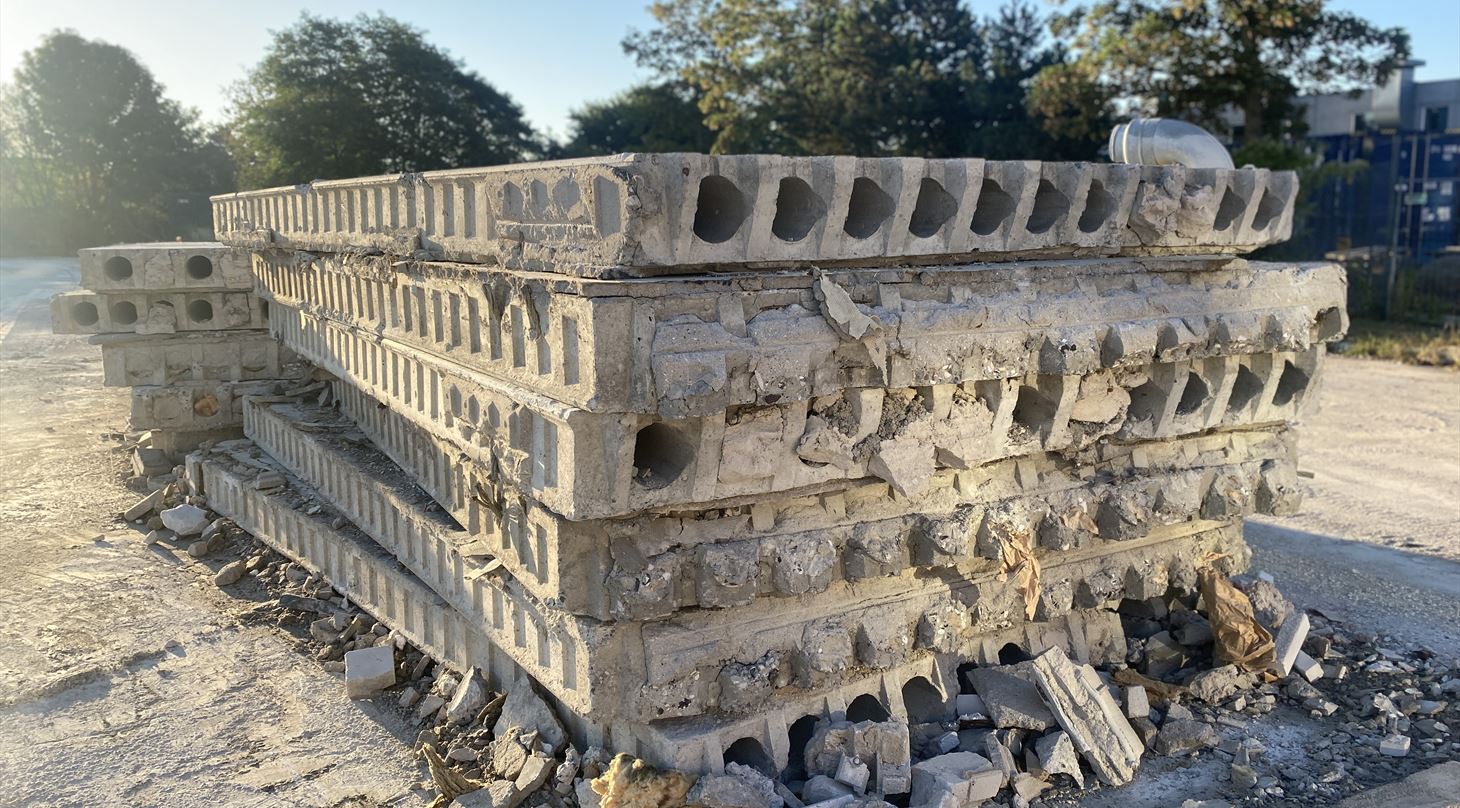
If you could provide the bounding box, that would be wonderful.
[1108,118,1235,170]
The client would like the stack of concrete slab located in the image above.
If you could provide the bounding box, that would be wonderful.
[50,242,309,460]
[200,155,1346,789]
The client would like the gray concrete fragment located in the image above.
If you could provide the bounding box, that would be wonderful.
[1271,612,1310,677]
[1027,646,1143,786]
[968,666,1056,731]
[343,645,395,698]
[1034,730,1084,788]
[909,752,1000,806]
[160,503,209,536]
[498,678,568,754]
[448,668,486,723]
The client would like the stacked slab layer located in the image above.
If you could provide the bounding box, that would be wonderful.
[50,242,310,457]
[208,155,1344,785]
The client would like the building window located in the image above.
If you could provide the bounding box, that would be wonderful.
[1352,114,1370,134]
[1424,106,1450,133]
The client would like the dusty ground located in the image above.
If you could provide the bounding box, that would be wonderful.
[0,259,427,808]
[0,258,1456,806]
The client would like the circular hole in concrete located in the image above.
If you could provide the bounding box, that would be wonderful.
[187,299,214,323]
[72,301,99,326]
[1077,179,1116,233]
[722,737,774,777]
[1026,180,1071,234]
[908,178,956,238]
[1213,187,1246,231]
[103,256,133,281]
[692,175,748,244]
[632,422,693,489]
[109,300,138,325]
[843,177,895,239]
[846,693,891,723]
[970,178,1016,236]
[186,254,214,279]
[771,177,825,242]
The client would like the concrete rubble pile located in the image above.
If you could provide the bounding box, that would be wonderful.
[49,242,310,467]
[184,154,1350,806]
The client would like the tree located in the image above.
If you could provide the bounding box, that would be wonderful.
[0,32,229,255]
[561,82,716,156]
[227,14,537,189]
[966,3,1106,159]
[622,0,1094,159]
[1028,0,1411,144]
[625,0,987,156]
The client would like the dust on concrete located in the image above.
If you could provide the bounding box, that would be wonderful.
[0,263,429,807]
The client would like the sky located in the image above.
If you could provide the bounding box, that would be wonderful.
[1,0,1457,140]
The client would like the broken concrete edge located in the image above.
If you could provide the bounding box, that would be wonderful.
[253,249,1347,418]
[280,296,1327,520]
[250,387,1296,621]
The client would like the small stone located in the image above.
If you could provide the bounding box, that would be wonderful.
[1231,763,1258,790]
[516,754,555,794]
[1293,651,1324,682]
[160,504,209,536]
[1011,771,1050,802]
[1154,719,1219,756]
[801,775,852,803]
[834,754,870,794]
[1124,685,1150,719]
[1034,730,1084,788]
[909,752,1000,806]
[448,746,479,762]
[497,679,568,754]
[416,694,446,721]
[344,645,395,698]
[213,560,246,586]
[1144,631,1190,679]
[1188,665,1252,705]
[1379,735,1411,757]
[1271,613,1310,677]
[934,731,960,755]
[399,686,421,708]
[447,668,486,723]
[144,529,166,545]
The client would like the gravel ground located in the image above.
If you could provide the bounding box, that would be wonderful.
[1,257,1456,806]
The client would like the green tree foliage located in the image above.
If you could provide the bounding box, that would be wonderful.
[0,32,230,255]
[561,82,716,156]
[623,0,1095,158]
[1028,0,1411,144]
[227,14,538,189]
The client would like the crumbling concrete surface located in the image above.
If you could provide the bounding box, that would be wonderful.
[4,256,1460,805]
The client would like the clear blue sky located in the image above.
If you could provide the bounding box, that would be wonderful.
[1,0,1456,139]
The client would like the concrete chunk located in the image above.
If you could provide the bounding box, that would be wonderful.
[968,666,1057,731]
[1034,730,1085,788]
[160,503,209,536]
[909,752,1000,806]
[1028,646,1143,786]
[1271,613,1310,677]
[344,645,395,698]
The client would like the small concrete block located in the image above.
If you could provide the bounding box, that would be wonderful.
[160,503,209,536]
[125,488,165,521]
[801,775,852,803]
[1271,613,1310,677]
[416,694,446,720]
[344,645,395,698]
[954,693,986,718]
[515,754,554,793]
[133,447,171,477]
[447,667,486,722]
[934,731,960,755]
[909,752,999,806]
[1124,685,1150,719]
[1379,735,1411,757]
[834,754,870,794]
[1294,650,1324,683]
